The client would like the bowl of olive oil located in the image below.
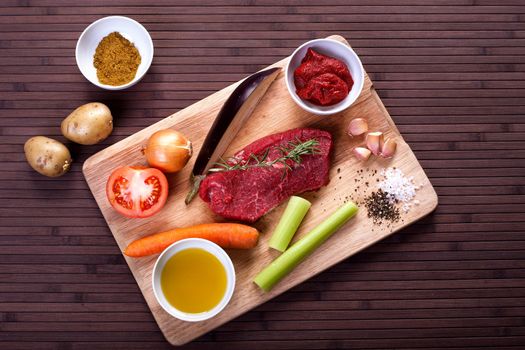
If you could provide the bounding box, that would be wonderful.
[152,238,235,322]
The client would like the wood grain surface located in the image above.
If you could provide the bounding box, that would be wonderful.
[1,1,524,349]
[83,35,438,345]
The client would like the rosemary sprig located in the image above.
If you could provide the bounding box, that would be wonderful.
[208,138,320,173]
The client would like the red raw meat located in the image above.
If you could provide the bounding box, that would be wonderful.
[199,128,332,222]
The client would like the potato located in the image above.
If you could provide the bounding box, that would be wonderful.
[61,102,113,145]
[24,136,72,177]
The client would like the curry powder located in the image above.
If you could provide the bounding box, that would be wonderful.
[93,32,141,86]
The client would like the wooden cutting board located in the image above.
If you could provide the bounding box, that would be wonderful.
[83,35,438,346]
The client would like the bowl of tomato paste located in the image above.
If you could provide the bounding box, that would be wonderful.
[285,38,364,116]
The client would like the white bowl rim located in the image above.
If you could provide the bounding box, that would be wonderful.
[75,15,154,91]
[285,38,365,116]
[151,238,236,322]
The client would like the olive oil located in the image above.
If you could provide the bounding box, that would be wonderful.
[161,248,227,313]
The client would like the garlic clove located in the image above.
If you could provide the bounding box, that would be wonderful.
[380,138,397,158]
[348,118,368,137]
[353,147,372,161]
[366,131,384,156]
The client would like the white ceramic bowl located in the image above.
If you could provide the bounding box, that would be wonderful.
[152,238,235,322]
[285,38,364,116]
[75,16,153,90]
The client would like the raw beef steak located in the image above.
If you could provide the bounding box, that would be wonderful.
[199,128,332,222]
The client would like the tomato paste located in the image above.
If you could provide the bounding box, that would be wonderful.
[294,48,353,106]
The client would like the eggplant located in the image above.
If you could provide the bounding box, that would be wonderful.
[185,67,281,204]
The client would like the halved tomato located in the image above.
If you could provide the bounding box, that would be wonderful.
[106,166,169,218]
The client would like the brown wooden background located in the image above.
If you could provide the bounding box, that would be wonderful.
[1,1,524,349]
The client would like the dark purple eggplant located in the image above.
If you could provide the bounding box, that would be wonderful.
[185,67,281,204]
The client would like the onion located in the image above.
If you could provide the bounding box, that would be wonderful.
[144,129,193,173]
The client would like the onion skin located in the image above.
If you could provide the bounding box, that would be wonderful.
[145,129,193,173]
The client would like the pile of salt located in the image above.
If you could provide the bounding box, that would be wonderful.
[378,168,420,213]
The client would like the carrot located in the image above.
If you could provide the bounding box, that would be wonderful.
[124,223,259,257]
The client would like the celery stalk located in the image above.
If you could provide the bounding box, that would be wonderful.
[254,201,358,292]
[269,196,312,252]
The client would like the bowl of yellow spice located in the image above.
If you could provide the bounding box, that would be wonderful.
[76,16,153,90]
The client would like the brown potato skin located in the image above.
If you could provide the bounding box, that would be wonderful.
[24,136,72,177]
[61,102,113,145]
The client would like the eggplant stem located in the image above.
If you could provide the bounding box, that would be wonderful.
[185,175,205,205]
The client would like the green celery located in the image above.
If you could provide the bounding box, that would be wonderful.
[254,201,358,291]
[268,196,312,252]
